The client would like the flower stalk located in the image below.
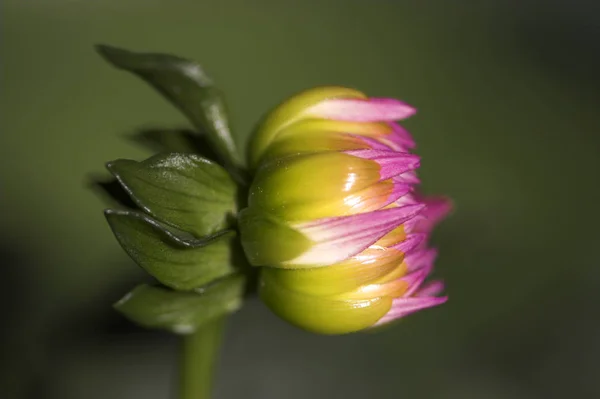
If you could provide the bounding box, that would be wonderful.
[179,317,225,399]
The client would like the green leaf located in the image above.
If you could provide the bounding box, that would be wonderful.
[105,209,242,290]
[96,44,243,170]
[106,153,236,237]
[114,274,246,334]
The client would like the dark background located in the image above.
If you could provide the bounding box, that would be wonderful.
[2,1,600,398]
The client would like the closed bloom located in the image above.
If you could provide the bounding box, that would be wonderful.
[239,87,451,334]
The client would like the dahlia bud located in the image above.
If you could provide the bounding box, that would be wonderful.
[239,87,451,334]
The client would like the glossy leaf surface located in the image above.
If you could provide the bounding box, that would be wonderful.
[107,153,236,237]
[115,274,246,334]
[106,210,240,290]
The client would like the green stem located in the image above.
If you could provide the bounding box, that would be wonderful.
[179,317,225,399]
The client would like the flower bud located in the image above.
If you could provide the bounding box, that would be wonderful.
[239,87,451,334]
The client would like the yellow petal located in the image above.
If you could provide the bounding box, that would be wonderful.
[260,270,392,334]
[249,87,366,168]
[262,246,404,296]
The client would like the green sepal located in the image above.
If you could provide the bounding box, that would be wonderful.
[114,274,246,334]
[105,209,242,290]
[96,44,243,171]
[238,206,312,267]
[106,153,236,237]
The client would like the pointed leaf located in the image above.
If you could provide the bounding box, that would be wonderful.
[106,210,242,290]
[114,274,246,334]
[96,44,243,169]
[106,153,236,237]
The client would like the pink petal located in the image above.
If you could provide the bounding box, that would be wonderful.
[305,98,417,122]
[390,233,427,254]
[353,135,395,151]
[346,150,420,181]
[395,192,418,207]
[404,248,438,272]
[387,122,417,150]
[395,170,420,184]
[401,263,433,297]
[290,204,425,266]
[418,196,453,229]
[375,296,447,325]
[403,214,427,233]
[401,196,452,234]
[416,280,445,297]
[386,183,414,208]
[400,269,428,294]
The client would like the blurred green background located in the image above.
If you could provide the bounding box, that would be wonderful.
[2,1,600,398]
